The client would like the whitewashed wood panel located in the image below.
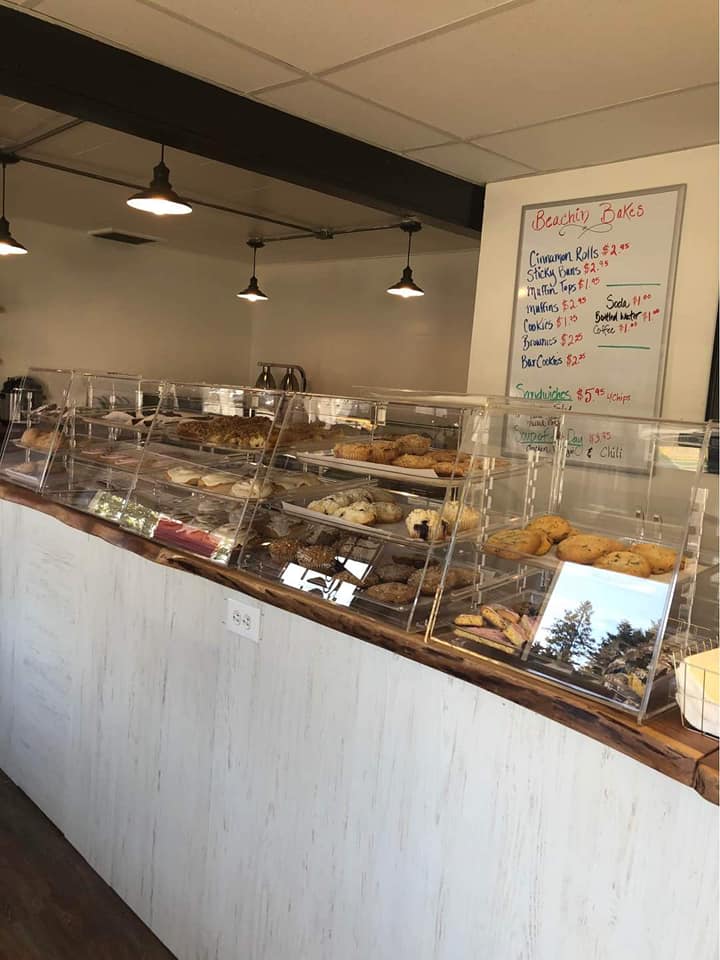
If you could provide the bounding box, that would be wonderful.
[0,499,717,960]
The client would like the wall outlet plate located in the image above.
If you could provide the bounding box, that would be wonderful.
[225,597,261,643]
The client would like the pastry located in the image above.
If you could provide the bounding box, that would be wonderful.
[484,528,542,559]
[557,534,625,564]
[391,454,436,469]
[527,514,571,543]
[367,440,399,465]
[364,582,415,604]
[534,532,553,556]
[341,487,375,502]
[593,551,652,578]
[372,501,403,523]
[395,434,431,456]
[20,427,40,447]
[376,563,414,583]
[230,478,275,499]
[335,501,377,525]
[454,613,485,627]
[296,544,337,571]
[408,565,452,596]
[441,501,480,532]
[166,466,204,485]
[630,542,677,575]
[433,459,478,478]
[332,570,364,587]
[429,449,460,463]
[308,497,344,516]
[268,538,302,563]
[198,473,236,495]
[405,508,448,542]
[332,441,373,461]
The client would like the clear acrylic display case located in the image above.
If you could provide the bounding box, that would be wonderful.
[118,381,288,564]
[240,393,561,632]
[429,410,718,721]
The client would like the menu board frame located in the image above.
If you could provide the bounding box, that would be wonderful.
[505,184,685,471]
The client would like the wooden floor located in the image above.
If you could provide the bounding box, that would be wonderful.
[0,770,176,960]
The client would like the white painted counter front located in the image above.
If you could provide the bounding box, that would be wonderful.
[0,499,717,960]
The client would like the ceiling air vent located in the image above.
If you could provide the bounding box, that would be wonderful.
[89,228,159,245]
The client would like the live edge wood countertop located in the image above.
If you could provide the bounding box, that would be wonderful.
[1,479,717,806]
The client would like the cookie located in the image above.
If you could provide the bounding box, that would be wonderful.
[441,501,480,532]
[333,442,373,461]
[392,454,436,469]
[335,501,377,525]
[367,440,400,465]
[557,534,625,565]
[534,532,553,556]
[630,542,677,574]
[484,528,542,559]
[364,582,415,604]
[527,514,571,543]
[593,550,652,578]
[395,434,431,456]
[376,563,414,583]
[296,545,337,571]
[268,538,301,563]
[405,508,448,541]
[372,501,403,523]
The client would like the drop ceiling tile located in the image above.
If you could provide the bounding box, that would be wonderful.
[406,142,534,183]
[143,0,511,72]
[474,85,720,171]
[0,94,74,148]
[256,80,450,151]
[35,0,300,91]
[327,0,719,138]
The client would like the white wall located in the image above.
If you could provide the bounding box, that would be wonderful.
[246,249,478,395]
[0,218,252,385]
[468,145,718,420]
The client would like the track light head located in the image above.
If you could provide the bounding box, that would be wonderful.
[237,238,269,302]
[127,146,191,216]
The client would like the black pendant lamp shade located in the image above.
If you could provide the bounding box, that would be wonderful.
[237,239,269,302]
[127,144,192,216]
[387,220,423,297]
[0,160,27,256]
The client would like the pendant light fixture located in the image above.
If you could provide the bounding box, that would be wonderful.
[126,144,192,216]
[387,220,423,298]
[0,159,28,256]
[237,239,269,302]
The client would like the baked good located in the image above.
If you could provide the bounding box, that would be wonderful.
[433,459,479,478]
[630,542,677,575]
[333,441,373,461]
[335,501,377,525]
[367,440,399,465]
[20,427,40,447]
[101,411,135,425]
[429,449,460,463]
[454,613,485,627]
[534,532,553,556]
[166,466,203,485]
[230,478,275,499]
[405,509,448,542]
[376,563,414,583]
[527,515,571,543]
[480,605,512,629]
[364,582,415,604]
[502,623,528,650]
[198,473,236,495]
[408,565,451,596]
[308,497,344,516]
[341,487,374,502]
[594,551,652,578]
[296,544,337,571]
[557,534,625,565]
[484,528,542,559]
[391,454,436,469]
[332,570,364,587]
[395,434,431,456]
[372,501,403,523]
[441,501,480,532]
[268,538,301,563]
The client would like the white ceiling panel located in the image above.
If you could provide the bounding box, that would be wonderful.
[35,0,301,91]
[0,94,75,148]
[406,142,534,183]
[142,0,513,73]
[326,0,719,138]
[256,79,450,151]
[474,85,720,171]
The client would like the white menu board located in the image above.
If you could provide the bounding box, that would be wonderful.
[505,185,685,469]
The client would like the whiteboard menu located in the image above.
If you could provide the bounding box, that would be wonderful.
[505,185,685,469]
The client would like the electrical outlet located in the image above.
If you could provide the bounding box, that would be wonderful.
[225,597,261,642]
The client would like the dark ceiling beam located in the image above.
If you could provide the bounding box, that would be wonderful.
[0,6,484,237]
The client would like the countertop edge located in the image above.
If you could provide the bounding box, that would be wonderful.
[1,479,717,805]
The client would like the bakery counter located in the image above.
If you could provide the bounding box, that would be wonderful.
[0,478,718,960]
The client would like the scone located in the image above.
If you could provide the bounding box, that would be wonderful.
[441,501,480,532]
[484,528,542,559]
[373,501,403,523]
[392,454,436,469]
[308,497,344,516]
[527,514,571,543]
[405,509,448,541]
[335,501,377,525]
[395,434,431,456]
[557,534,625,564]
[333,441,373,461]
[593,550,652,578]
[630,542,677,575]
[364,582,415,604]
[367,440,399,465]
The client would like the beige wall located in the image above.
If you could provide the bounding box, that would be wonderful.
[468,145,719,420]
[0,218,252,385]
[246,249,478,395]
